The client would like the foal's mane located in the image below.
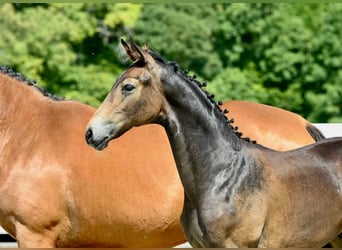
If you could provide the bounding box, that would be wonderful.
[146,49,256,144]
[0,66,65,101]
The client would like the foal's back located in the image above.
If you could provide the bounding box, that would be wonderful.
[255,137,342,247]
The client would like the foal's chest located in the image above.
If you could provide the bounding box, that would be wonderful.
[181,192,266,247]
[181,198,239,247]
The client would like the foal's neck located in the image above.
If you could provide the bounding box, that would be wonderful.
[161,72,255,202]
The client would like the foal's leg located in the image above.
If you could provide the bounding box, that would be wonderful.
[15,221,58,248]
[329,235,342,248]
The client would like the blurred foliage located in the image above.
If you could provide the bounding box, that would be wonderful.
[0,3,341,122]
[133,4,223,79]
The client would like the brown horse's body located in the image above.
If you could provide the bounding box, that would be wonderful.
[0,70,184,247]
[85,40,342,247]
[0,66,326,247]
[225,100,323,150]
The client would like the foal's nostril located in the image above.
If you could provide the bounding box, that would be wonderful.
[85,128,93,144]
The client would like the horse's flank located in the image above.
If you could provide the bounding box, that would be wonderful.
[223,100,323,150]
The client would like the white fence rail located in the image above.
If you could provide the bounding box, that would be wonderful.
[314,123,342,138]
[0,227,16,248]
[1,123,341,248]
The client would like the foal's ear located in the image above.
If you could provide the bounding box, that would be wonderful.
[121,38,146,63]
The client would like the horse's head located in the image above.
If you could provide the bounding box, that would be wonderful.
[85,39,167,150]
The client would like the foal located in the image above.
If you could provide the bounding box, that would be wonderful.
[86,40,342,247]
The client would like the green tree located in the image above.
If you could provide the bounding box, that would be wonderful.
[0,3,142,106]
[133,4,223,79]
[209,3,341,122]
[303,4,342,122]
[0,3,340,122]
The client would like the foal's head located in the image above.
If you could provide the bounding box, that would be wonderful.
[86,39,168,150]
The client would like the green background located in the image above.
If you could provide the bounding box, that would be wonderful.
[0,3,341,122]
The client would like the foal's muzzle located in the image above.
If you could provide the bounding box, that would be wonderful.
[85,127,110,151]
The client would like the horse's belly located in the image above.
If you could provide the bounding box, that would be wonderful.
[57,215,185,248]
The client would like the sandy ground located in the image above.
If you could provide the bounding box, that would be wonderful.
[0,241,191,248]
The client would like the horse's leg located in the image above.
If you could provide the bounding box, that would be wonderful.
[15,221,57,248]
[329,235,342,248]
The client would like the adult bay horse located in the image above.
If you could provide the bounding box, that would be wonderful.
[86,39,342,247]
[0,66,185,247]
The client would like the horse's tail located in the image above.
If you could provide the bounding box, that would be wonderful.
[306,123,325,142]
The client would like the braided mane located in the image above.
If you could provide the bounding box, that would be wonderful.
[146,51,256,144]
[0,66,65,101]
[178,67,256,144]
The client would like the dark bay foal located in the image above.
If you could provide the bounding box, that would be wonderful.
[86,40,342,247]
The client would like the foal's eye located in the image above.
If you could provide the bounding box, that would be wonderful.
[122,83,136,93]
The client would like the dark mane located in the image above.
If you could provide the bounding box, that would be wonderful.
[147,52,256,144]
[0,66,65,101]
[148,49,167,64]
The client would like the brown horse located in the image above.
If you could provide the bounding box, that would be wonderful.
[86,40,342,247]
[0,66,184,247]
[0,65,329,248]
